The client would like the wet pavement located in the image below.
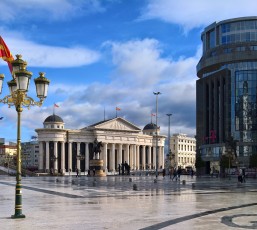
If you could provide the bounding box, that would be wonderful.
[1,174,257,230]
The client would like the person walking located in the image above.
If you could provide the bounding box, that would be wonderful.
[172,168,177,181]
[177,166,182,181]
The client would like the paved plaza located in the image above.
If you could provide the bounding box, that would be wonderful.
[1,174,257,230]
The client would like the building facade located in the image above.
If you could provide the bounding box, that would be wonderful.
[21,141,39,169]
[35,115,166,175]
[0,141,17,166]
[196,17,257,170]
[170,133,196,169]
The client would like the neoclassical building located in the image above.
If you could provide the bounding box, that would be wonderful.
[35,114,166,175]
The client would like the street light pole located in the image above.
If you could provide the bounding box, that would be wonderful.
[166,114,172,156]
[153,92,161,178]
[0,55,50,219]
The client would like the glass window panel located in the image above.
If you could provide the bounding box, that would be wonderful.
[250,32,256,41]
[222,36,226,44]
[235,33,240,42]
[246,32,250,41]
[231,34,235,42]
[241,32,246,41]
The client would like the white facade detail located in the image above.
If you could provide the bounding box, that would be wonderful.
[170,133,196,169]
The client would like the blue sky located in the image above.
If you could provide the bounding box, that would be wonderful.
[0,0,256,143]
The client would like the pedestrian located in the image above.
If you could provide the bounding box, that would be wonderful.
[238,168,243,183]
[127,164,130,175]
[172,168,177,181]
[162,168,166,178]
[242,168,246,183]
[118,164,121,175]
[124,161,129,175]
[76,168,79,177]
[121,163,125,175]
[177,166,182,181]
[93,168,96,176]
[190,168,194,178]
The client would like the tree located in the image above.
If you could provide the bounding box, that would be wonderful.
[249,154,257,168]
[195,153,205,169]
[220,155,229,169]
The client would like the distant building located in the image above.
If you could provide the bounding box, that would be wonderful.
[0,142,17,165]
[21,141,39,169]
[170,133,196,169]
[35,115,166,175]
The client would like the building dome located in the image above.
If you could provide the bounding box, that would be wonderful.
[44,114,64,123]
[143,123,157,130]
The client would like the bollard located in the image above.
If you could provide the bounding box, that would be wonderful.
[129,178,132,182]
[182,180,186,185]
[192,183,195,188]
[154,179,157,183]
[133,184,137,190]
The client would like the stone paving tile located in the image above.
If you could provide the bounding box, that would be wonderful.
[1,175,257,230]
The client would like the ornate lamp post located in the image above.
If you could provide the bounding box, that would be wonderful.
[0,54,50,219]
[153,92,161,178]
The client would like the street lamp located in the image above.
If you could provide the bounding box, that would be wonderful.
[166,114,172,156]
[153,92,161,178]
[0,54,50,219]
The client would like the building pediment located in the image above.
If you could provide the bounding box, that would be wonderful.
[86,117,141,132]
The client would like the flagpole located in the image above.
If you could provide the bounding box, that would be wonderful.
[104,106,106,121]
[53,104,55,115]
[116,108,117,118]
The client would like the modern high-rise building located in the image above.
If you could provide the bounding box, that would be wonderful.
[196,17,257,171]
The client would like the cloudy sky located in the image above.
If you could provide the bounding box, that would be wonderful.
[0,0,256,143]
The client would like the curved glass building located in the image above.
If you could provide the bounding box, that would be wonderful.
[196,17,257,170]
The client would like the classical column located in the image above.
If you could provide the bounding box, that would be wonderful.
[61,141,65,174]
[76,142,80,170]
[129,145,133,168]
[148,146,152,169]
[39,141,44,171]
[162,146,165,168]
[111,143,115,171]
[68,142,72,172]
[132,145,137,170]
[153,146,156,170]
[118,144,122,165]
[158,146,164,169]
[103,143,108,172]
[45,141,49,172]
[136,145,140,170]
[54,141,58,172]
[142,145,146,170]
[85,143,89,171]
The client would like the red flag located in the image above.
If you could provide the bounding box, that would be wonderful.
[54,103,59,108]
[0,36,14,73]
[116,107,121,111]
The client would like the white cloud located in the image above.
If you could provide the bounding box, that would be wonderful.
[142,0,257,32]
[0,0,105,22]
[0,36,101,68]
[43,39,198,130]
